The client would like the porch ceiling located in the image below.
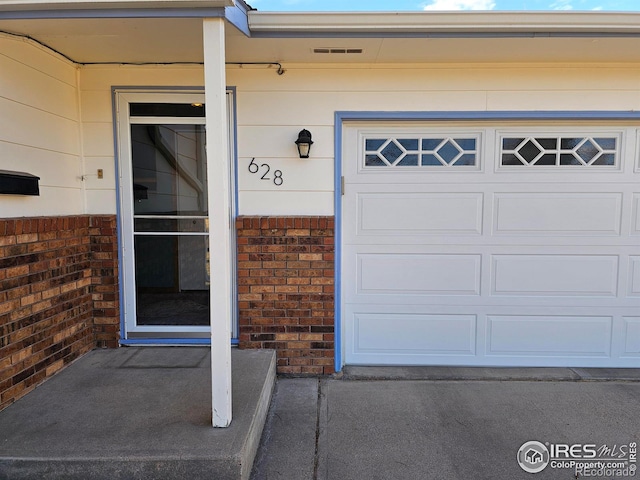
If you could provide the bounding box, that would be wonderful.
[0,17,207,63]
[1,12,640,64]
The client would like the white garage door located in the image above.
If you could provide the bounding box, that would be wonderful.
[342,123,640,367]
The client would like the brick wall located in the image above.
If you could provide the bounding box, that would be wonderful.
[0,215,119,410]
[237,216,335,375]
[90,216,120,349]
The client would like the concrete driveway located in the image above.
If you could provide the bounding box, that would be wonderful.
[251,368,640,480]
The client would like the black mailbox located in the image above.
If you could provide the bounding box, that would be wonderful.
[0,170,40,196]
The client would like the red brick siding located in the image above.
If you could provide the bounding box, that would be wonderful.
[237,216,335,375]
[0,215,119,410]
[90,216,120,349]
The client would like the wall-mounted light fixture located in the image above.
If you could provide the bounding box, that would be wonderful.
[295,129,313,158]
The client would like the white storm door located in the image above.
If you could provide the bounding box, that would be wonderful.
[117,91,237,340]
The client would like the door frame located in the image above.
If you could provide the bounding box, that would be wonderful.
[114,88,238,344]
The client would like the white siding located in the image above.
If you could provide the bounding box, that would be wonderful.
[78,65,205,214]
[227,63,640,216]
[9,54,640,218]
[0,35,82,217]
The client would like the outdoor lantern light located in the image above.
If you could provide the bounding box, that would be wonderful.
[295,129,313,158]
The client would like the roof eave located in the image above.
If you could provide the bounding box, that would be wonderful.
[247,11,640,36]
[0,0,235,12]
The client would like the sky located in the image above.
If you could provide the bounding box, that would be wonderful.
[248,0,640,11]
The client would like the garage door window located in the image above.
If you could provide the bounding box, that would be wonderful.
[501,135,618,167]
[365,136,478,167]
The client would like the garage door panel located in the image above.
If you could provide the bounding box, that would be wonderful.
[486,315,612,357]
[630,257,640,296]
[347,190,634,247]
[345,248,632,304]
[491,255,619,297]
[493,193,623,235]
[344,307,637,366]
[633,194,640,235]
[346,236,638,247]
[346,297,634,310]
[623,318,640,357]
[358,192,483,236]
[357,253,481,296]
[351,313,477,356]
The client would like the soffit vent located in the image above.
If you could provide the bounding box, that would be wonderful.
[313,48,364,54]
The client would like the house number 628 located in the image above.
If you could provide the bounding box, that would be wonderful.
[248,158,283,186]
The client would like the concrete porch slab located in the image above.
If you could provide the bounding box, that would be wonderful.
[0,347,276,480]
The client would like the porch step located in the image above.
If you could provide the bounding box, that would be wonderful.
[0,347,276,480]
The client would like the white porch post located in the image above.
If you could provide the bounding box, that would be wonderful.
[203,17,232,427]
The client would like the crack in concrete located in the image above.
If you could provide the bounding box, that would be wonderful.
[313,378,322,480]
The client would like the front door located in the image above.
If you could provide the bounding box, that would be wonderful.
[116,91,236,341]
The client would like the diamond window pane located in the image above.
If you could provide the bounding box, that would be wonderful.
[518,140,542,163]
[576,140,599,162]
[380,141,403,163]
[437,141,461,164]
[423,138,444,150]
[503,138,525,150]
[365,139,386,151]
[365,155,387,166]
[397,154,419,166]
[422,154,442,166]
[398,139,419,150]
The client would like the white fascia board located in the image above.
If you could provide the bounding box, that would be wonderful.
[248,11,640,35]
[0,0,235,11]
